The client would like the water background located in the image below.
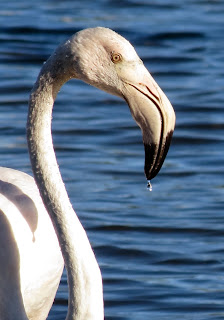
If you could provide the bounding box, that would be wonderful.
[1,1,224,319]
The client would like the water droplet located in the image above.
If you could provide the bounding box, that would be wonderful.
[147,180,152,191]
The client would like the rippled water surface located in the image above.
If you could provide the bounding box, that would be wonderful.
[1,1,224,319]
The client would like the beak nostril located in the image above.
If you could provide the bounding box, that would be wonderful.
[145,85,160,102]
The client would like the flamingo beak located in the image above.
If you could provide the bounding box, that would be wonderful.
[121,64,175,181]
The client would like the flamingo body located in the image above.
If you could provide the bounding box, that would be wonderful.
[0,167,63,320]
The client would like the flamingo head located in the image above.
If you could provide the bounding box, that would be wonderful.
[53,27,175,182]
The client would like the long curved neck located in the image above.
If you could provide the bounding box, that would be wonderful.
[27,57,104,320]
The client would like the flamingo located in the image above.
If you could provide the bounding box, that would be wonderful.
[0,27,175,319]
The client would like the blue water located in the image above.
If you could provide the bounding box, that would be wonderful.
[1,1,224,319]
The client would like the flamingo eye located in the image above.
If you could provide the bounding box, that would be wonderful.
[111,52,122,63]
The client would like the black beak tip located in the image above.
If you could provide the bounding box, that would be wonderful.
[144,142,158,180]
[144,130,174,181]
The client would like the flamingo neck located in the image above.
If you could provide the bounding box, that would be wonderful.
[27,60,104,320]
